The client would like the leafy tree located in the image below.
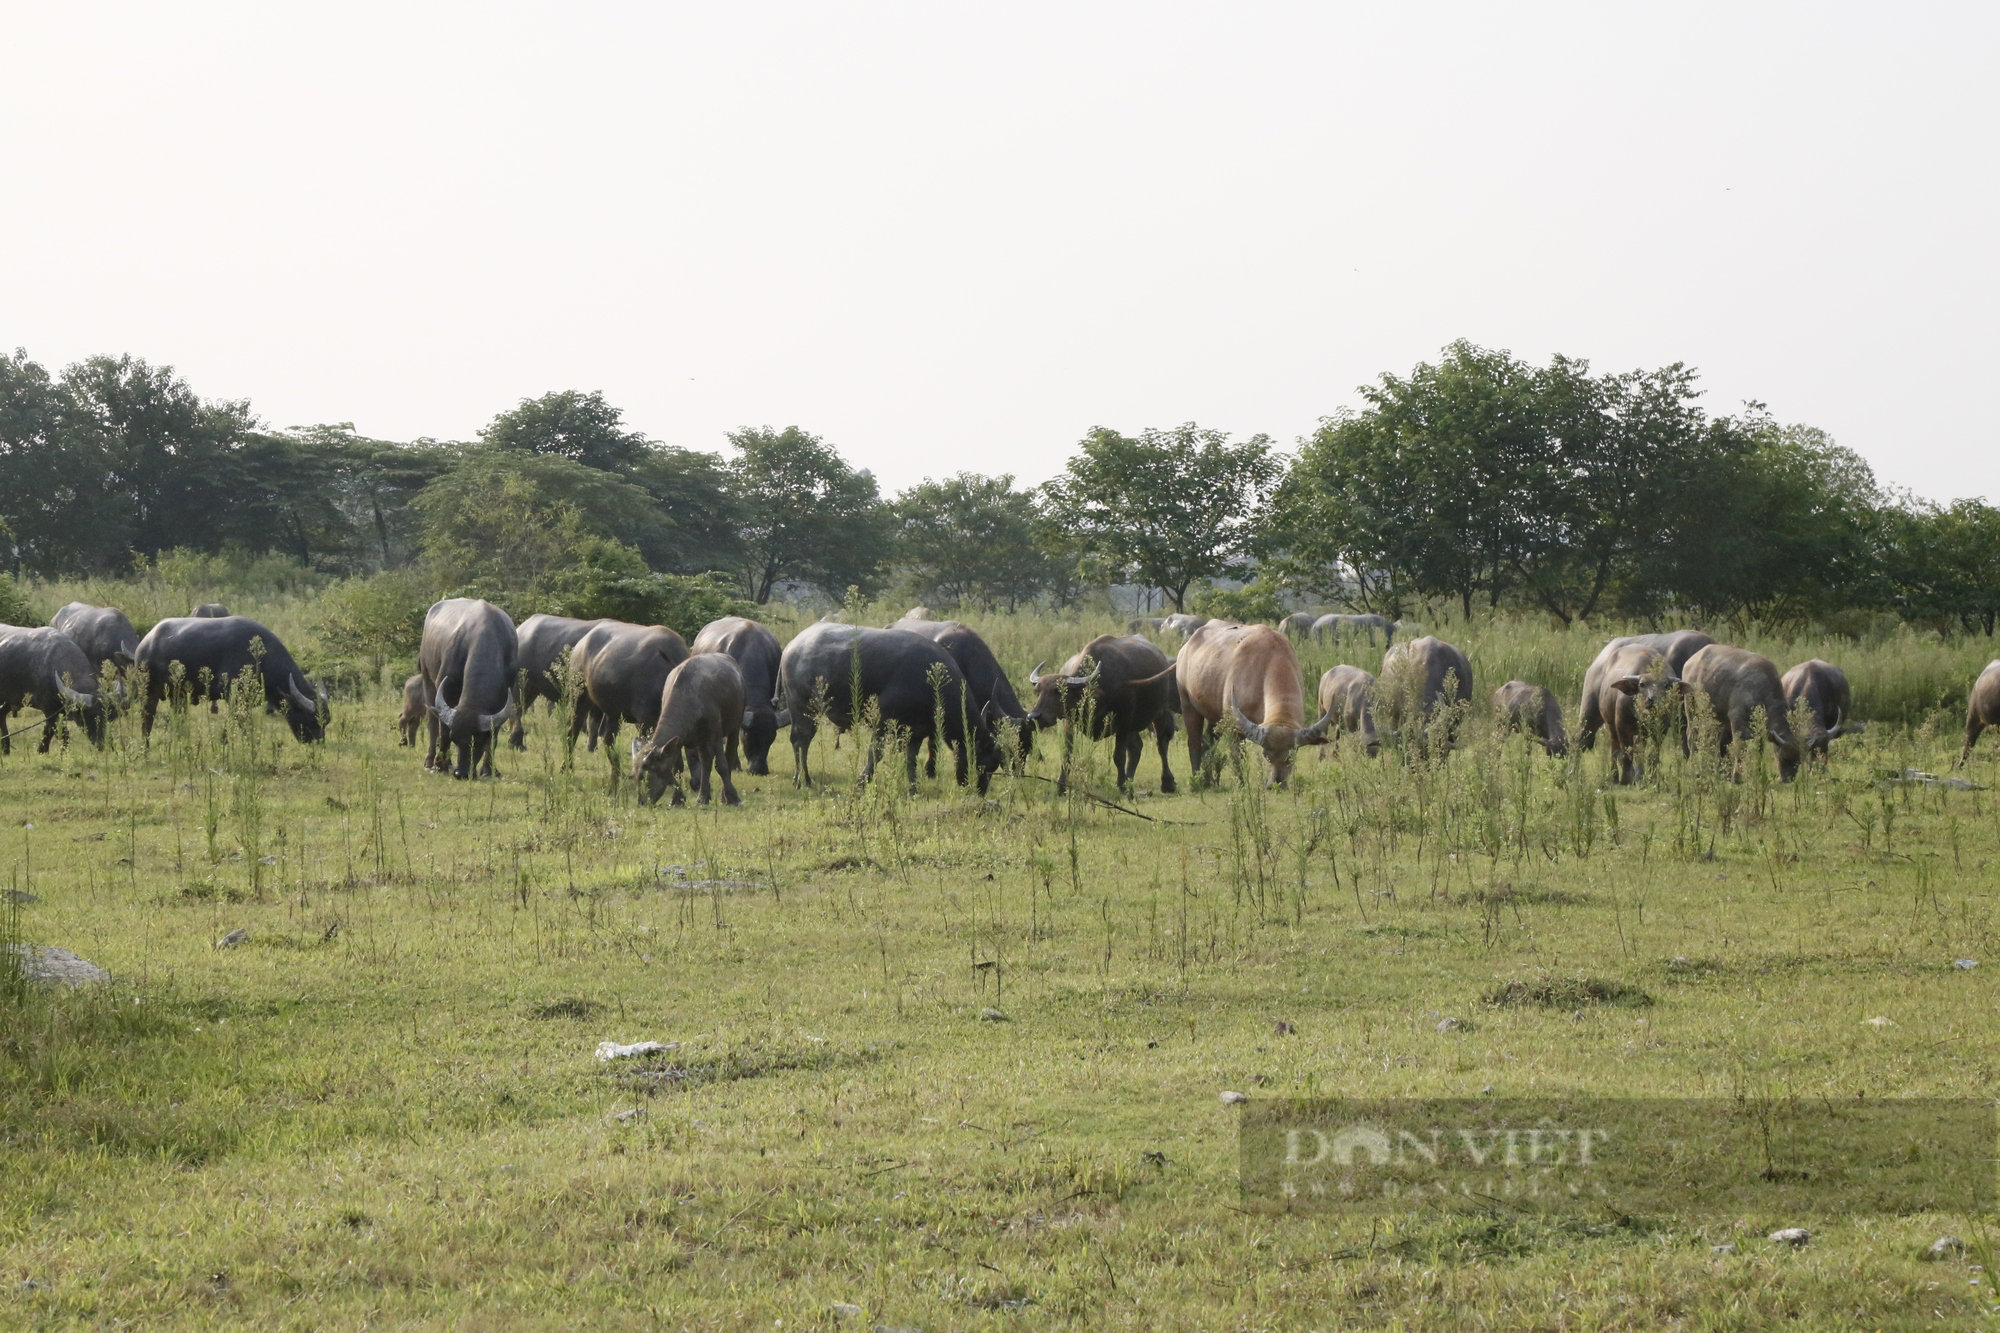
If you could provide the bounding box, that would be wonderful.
[892,472,1050,610]
[727,426,892,603]
[1885,499,2000,635]
[482,390,648,472]
[314,569,434,671]
[1043,423,1277,612]
[628,446,743,576]
[415,449,671,589]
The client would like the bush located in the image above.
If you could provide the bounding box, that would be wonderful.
[1190,580,1283,624]
[558,568,754,636]
[313,570,432,670]
[0,576,39,627]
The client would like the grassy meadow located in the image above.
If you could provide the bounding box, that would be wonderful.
[4,588,2000,1329]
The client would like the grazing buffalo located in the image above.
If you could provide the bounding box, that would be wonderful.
[49,602,139,676]
[1681,644,1802,782]
[1025,634,1180,793]
[418,598,517,778]
[633,653,745,807]
[902,606,933,622]
[1782,659,1858,757]
[135,615,326,743]
[1313,613,1396,647]
[399,674,429,747]
[1176,621,1332,786]
[890,617,1033,772]
[776,622,1001,792]
[0,625,108,752]
[569,622,692,769]
[191,603,230,618]
[1589,643,1683,784]
[1279,612,1318,641]
[1316,665,1380,758]
[511,613,603,750]
[691,616,787,776]
[1493,681,1567,757]
[1380,636,1474,752]
[1127,617,1167,634]
[1578,631,1713,751]
[1161,614,1209,637]
[1959,660,2000,766]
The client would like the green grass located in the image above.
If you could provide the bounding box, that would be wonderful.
[3,598,2000,1328]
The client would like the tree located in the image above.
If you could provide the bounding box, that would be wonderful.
[726,426,892,603]
[1043,424,1277,611]
[892,473,1050,610]
[482,390,648,472]
[1884,498,2000,635]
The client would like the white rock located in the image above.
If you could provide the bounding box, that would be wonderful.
[978,1008,1007,1022]
[1436,1017,1467,1033]
[215,928,249,949]
[1768,1227,1811,1246]
[1864,1016,1896,1028]
[1954,959,1979,970]
[1711,1243,1737,1255]
[829,1302,864,1319]
[594,1040,678,1062]
[1219,1090,1249,1105]
[1932,1235,1965,1256]
[9,944,110,987]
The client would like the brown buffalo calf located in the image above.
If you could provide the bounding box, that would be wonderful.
[1781,659,1858,759]
[399,673,428,747]
[1962,660,2000,766]
[634,653,745,807]
[1682,644,1802,781]
[1317,665,1380,758]
[1493,680,1567,757]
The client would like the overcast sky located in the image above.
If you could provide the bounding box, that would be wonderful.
[3,3,1994,501]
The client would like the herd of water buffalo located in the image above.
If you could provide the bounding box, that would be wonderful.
[5,597,2000,804]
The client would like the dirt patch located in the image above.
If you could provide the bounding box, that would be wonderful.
[1482,975,1653,1009]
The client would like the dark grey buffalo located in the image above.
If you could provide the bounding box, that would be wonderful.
[1590,642,1683,785]
[418,598,517,778]
[1963,660,2000,766]
[49,602,139,675]
[889,617,1033,773]
[1312,613,1396,647]
[1493,681,1567,757]
[1024,634,1180,793]
[1380,635,1474,751]
[1782,659,1858,757]
[191,603,230,618]
[134,615,326,743]
[776,622,1001,792]
[1127,617,1167,634]
[692,616,787,776]
[633,653,745,807]
[1578,631,1713,751]
[0,625,108,752]
[510,613,604,750]
[569,622,692,771]
[1681,644,1803,782]
[1317,665,1380,758]
[399,674,429,747]
[1279,612,1318,640]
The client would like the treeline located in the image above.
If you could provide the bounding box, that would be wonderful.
[3,342,1997,636]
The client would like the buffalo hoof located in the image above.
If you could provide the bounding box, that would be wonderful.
[508,735,527,751]
[1160,776,1177,794]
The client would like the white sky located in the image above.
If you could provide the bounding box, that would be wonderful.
[2,3,1994,502]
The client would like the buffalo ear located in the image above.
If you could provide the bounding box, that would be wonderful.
[1611,675,1643,695]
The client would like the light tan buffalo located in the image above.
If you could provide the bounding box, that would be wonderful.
[1962,660,2000,766]
[1493,680,1566,757]
[1590,642,1684,784]
[1380,636,1473,753]
[1782,659,1859,758]
[1681,644,1802,781]
[398,673,429,747]
[1578,631,1712,751]
[1316,665,1379,757]
[1175,622,1331,786]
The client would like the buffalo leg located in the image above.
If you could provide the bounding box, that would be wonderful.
[1963,712,1986,767]
[1055,721,1076,796]
[902,732,923,792]
[1183,709,1209,783]
[0,704,9,756]
[791,717,816,788]
[719,733,742,806]
[38,710,59,754]
[425,715,442,772]
[1154,713,1178,793]
[692,739,714,804]
[923,735,938,780]
[509,680,533,751]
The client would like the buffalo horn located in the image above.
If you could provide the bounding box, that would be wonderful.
[478,696,514,732]
[1228,704,1270,747]
[1064,661,1102,689]
[288,674,317,713]
[57,680,94,711]
[1027,660,1048,688]
[1296,707,1336,744]
[772,709,792,727]
[742,708,757,729]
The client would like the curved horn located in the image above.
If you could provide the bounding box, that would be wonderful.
[1064,661,1103,689]
[1296,707,1336,744]
[478,695,514,732]
[1028,660,1048,688]
[288,674,316,713]
[743,708,757,729]
[1228,704,1271,747]
[57,679,94,711]
[771,709,792,728]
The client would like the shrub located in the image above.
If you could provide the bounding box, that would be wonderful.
[313,570,432,671]
[1190,580,1283,624]
[0,576,39,627]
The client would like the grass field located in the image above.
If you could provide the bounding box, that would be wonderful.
[4,595,2000,1329]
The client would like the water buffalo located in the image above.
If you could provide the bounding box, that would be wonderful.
[1176,621,1332,786]
[510,613,604,750]
[135,615,326,743]
[1958,660,2000,766]
[399,674,429,747]
[776,622,1001,792]
[1588,643,1683,784]
[1578,631,1713,751]
[1681,644,1802,781]
[633,653,745,807]
[1279,612,1318,640]
[418,598,517,778]
[1493,681,1567,757]
[1025,634,1180,793]
[691,616,787,776]
[1781,659,1859,757]
[902,606,933,621]
[1128,617,1168,634]
[191,603,230,618]
[0,625,108,752]
[1313,613,1395,647]
[1161,613,1209,637]
[890,617,1033,772]
[1316,665,1380,758]
[1380,635,1474,753]
[49,602,139,675]
[569,622,692,771]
